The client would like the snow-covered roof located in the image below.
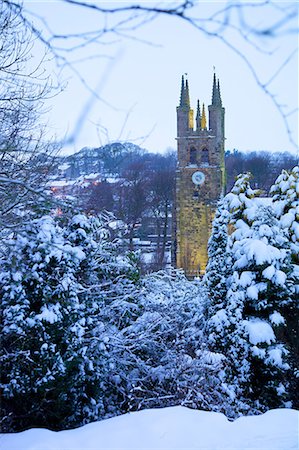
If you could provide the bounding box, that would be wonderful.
[58,163,71,171]
[48,180,77,187]
[84,173,100,180]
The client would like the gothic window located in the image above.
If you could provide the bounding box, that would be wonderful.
[190,147,197,165]
[201,147,210,164]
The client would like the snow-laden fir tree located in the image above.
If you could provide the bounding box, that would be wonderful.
[204,197,232,353]
[217,172,294,410]
[270,166,299,407]
[204,173,261,412]
[270,166,299,262]
[0,216,86,430]
[227,206,293,408]
[204,171,298,412]
[225,172,261,225]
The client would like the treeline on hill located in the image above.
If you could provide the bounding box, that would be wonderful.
[65,144,297,194]
[54,145,297,271]
[225,149,298,191]
[2,167,298,432]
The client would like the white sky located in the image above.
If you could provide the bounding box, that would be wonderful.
[24,1,298,156]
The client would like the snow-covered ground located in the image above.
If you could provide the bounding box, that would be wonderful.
[1,406,298,450]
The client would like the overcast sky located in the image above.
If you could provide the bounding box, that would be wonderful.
[25,1,298,156]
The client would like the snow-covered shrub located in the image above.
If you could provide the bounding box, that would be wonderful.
[63,214,141,426]
[0,213,139,431]
[112,270,230,415]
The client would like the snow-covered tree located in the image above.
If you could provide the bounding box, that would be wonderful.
[270,166,299,407]
[204,198,232,353]
[62,213,141,427]
[0,216,86,430]
[205,173,294,412]
[0,213,140,431]
[0,3,58,232]
[226,206,293,409]
[225,172,261,226]
[270,166,299,261]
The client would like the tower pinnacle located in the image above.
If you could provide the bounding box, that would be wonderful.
[217,79,222,106]
[212,72,222,107]
[201,103,207,130]
[185,78,190,108]
[196,99,201,131]
[179,75,185,107]
[179,75,191,108]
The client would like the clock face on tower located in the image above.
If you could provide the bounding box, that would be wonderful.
[192,171,205,186]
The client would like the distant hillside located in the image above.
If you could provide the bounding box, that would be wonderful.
[60,142,147,179]
[55,144,297,193]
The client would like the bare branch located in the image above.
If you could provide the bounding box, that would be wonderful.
[3,0,298,150]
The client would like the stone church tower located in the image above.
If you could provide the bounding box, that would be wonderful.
[172,73,225,278]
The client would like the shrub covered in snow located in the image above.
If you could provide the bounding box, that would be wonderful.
[0,213,139,431]
[116,270,227,414]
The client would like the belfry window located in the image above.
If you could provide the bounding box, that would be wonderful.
[190,147,197,165]
[201,148,210,164]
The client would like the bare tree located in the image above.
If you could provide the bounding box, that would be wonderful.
[147,153,176,270]
[86,180,114,214]
[117,160,148,251]
[0,1,60,230]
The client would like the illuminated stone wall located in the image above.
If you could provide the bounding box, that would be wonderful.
[175,165,223,277]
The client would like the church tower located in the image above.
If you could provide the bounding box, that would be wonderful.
[173,73,225,277]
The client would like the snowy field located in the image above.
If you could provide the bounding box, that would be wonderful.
[1,406,298,450]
